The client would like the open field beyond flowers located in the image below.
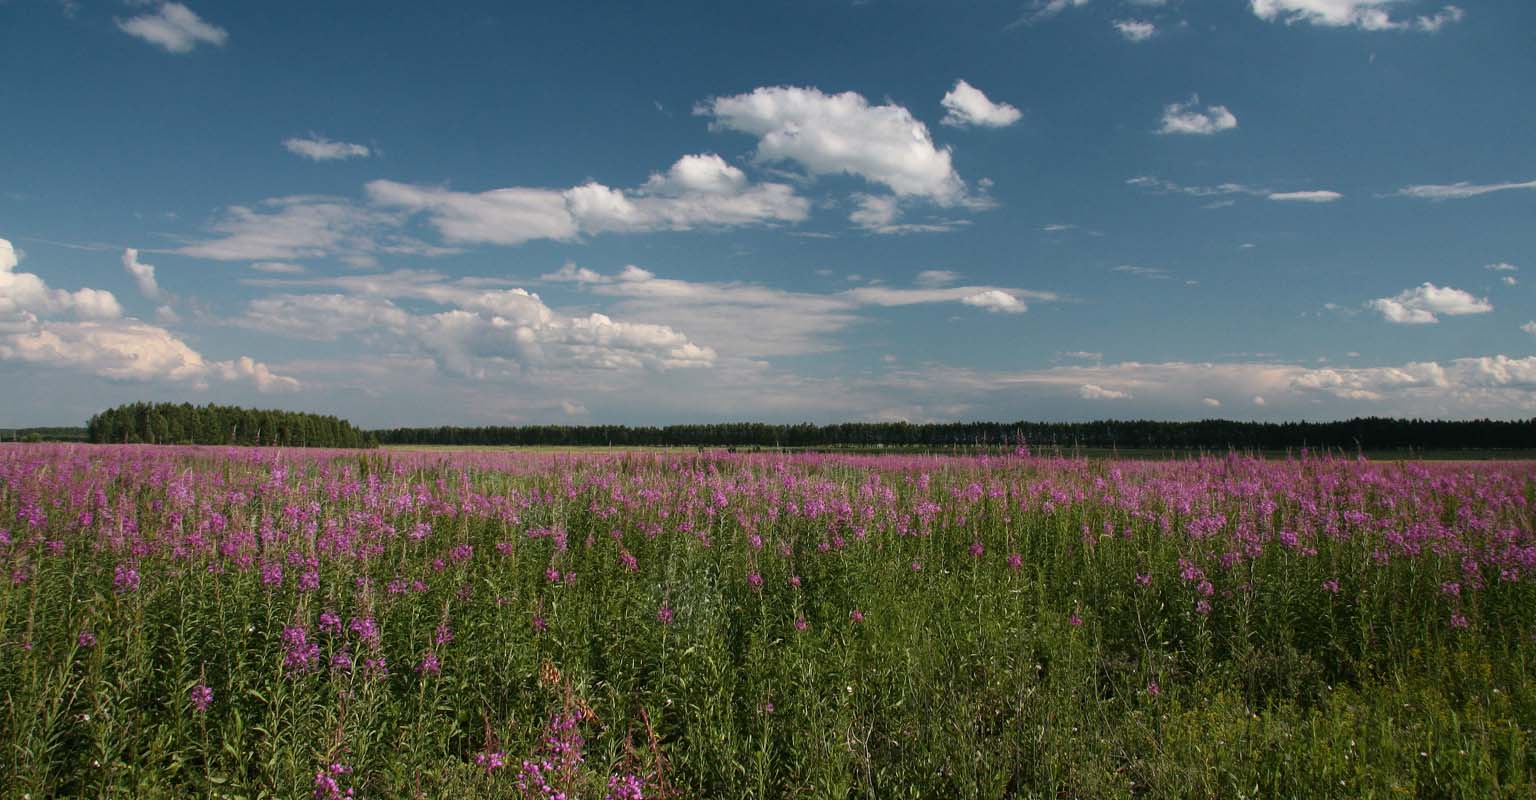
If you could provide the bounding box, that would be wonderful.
[2,443,1534,798]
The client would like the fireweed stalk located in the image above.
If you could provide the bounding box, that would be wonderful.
[0,443,1533,797]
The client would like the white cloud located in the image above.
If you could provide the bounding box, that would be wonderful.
[1060,351,1103,361]
[249,261,307,274]
[1128,176,1259,197]
[1202,397,1222,407]
[1157,96,1237,135]
[1014,0,1092,25]
[940,80,1022,128]
[1080,383,1132,399]
[178,196,446,265]
[1485,262,1518,272]
[1,238,123,323]
[364,182,576,247]
[367,154,807,246]
[122,248,160,300]
[543,265,1057,358]
[1522,322,1536,336]
[1115,265,1171,279]
[1395,179,1536,200]
[960,290,1028,313]
[698,86,968,202]
[914,270,961,287]
[1269,190,1343,203]
[0,237,293,390]
[1251,0,1464,32]
[1114,20,1157,41]
[237,271,716,378]
[1504,276,1518,287]
[1368,283,1492,324]
[117,3,227,53]
[283,136,372,162]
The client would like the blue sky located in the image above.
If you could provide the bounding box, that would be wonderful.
[2,0,1533,427]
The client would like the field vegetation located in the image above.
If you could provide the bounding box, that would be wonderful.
[1,443,1533,798]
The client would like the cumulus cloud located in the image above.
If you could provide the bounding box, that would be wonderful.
[283,136,372,162]
[1251,0,1465,32]
[1079,383,1132,399]
[367,154,807,246]
[940,80,1022,128]
[1157,96,1238,135]
[1394,179,1536,200]
[116,3,227,53]
[1,238,123,323]
[1268,190,1343,203]
[1114,20,1157,41]
[697,86,969,203]
[1368,283,1492,324]
[0,237,293,390]
[237,271,716,378]
[960,289,1028,313]
[122,248,160,300]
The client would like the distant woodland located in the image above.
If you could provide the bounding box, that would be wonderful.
[85,403,377,448]
[4,411,1530,452]
[373,417,1536,452]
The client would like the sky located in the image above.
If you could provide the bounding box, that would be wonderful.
[1,0,1533,428]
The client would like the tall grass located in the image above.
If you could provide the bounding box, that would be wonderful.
[1,444,1533,798]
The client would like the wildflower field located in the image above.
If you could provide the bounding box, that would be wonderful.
[2,444,1534,799]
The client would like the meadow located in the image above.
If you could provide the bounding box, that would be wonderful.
[1,443,1533,798]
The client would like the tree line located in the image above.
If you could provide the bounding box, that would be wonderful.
[86,403,377,448]
[371,417,1536,452]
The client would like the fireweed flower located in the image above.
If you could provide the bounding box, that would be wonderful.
[1135,573,1152,587]
[1007,552,1023,571]
[113,563,141,593]
[475,750,506,773]
[77,630,97,648]
[747,571,763,590]
[282,626,320,673]
[1146,681,1161,697]
[313,763,353,800]
[1450,611,1470,629]
[190,684,214,713]
[416,652,441,676]
[434,624,454,646]
[1068,612,1083,628]
[794,616,808,631]
[788,575,801,588]
[850,609,864,624]
[657,605,674,625]
[1322,579,1341,594]
[969,541,985,558]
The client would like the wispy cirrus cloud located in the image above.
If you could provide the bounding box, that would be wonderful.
[1251,0,1464,33]
[1393,179,1536,200]
[283,136,372,162]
